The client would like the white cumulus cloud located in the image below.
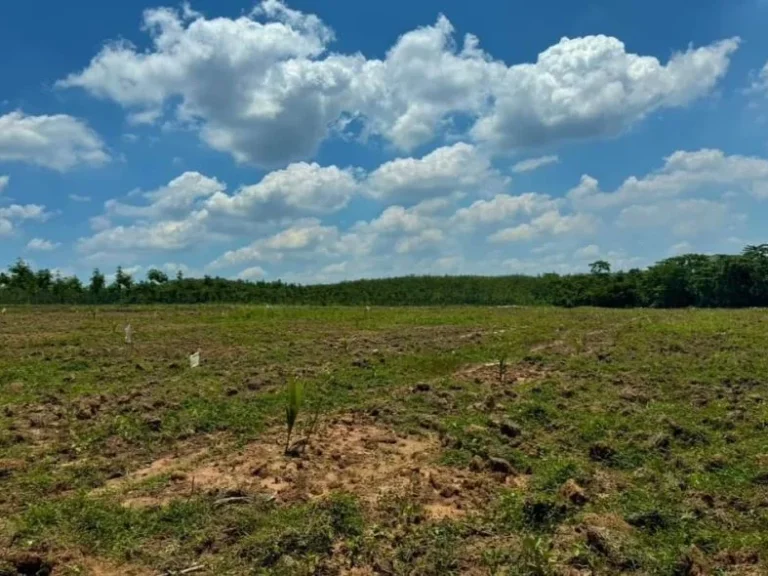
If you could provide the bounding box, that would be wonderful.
[0,111,109,171]
[206,162,359,220]
[568,148,768,210]
[57,3,738,165]
[365,143,505,202]
[26,238,61,251]
[471,36,739,150]
[489,211,597,243]
[237,265,267,281]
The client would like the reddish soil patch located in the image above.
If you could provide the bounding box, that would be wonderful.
[103,416,496,520]
[455,361,550,387]
[72,557,152,576]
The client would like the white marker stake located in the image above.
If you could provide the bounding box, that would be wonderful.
[124,324,133,344]
[1,308,6,314]
[189,350,200,369]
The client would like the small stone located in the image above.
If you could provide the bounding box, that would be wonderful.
[170,471,187,481]
[225,387,239,396]
[414,382,431,392]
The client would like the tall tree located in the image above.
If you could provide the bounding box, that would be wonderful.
[589,260,611,275]
[147,268,169,284]
[89,268,106,295]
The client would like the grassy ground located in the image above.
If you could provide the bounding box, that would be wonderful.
[0,305,766,575]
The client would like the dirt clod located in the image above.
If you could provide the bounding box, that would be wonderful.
[675,546,709,576]
[589,442,616,462]
[1,553,54,576]
[487,456,514,475]
[560,479,588,505]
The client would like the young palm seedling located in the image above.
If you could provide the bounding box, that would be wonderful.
[284,379,304,455]
[498,352,508,385]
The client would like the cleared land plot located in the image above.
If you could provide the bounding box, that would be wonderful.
[1,306,767,575]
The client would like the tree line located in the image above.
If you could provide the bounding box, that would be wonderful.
[1,244,767,307]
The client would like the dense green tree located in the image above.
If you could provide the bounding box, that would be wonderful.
[589,260,611,275]
[89,269,106,297]
[147,269,169,284]
[113,266,133,291]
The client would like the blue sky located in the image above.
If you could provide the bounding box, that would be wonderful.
[2,0,768,283]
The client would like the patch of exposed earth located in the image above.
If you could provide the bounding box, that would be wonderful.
[101,415,503,521]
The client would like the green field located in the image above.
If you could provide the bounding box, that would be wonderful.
[1,306,766,575]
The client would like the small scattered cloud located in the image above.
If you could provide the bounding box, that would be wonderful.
[574,244,600,259]
[69,194,91,202]
[511,155,559,174]
[237,265,267,281]
[668,241,693,255]
[26,238,61,251]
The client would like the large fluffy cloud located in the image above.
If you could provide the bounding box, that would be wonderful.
[206,162,359,219]
[365,143,505,202]
[0,111,109,171]
[58,2,739,166]
[77,210,210,254]
[57,2,362,167]
[471,36,739,149]
[106,172,225,220]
